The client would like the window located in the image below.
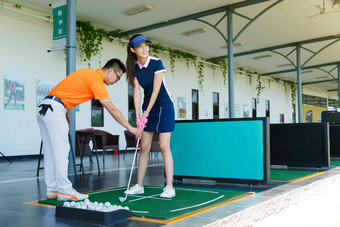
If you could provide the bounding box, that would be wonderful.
[302,94,327,107]
[265,100,270,118]
[91,99,103,127]
[192,89,199,120]
[252,98,257,118]
[328,99,339,109]
[280,114,284,124]
[213,92,219,119]
[128,84,136,127]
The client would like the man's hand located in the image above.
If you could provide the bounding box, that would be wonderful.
[130,127,142,139]
[66,111,71,125]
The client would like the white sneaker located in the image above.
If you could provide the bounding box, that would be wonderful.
[46,190,58,199]
[160,185,176,198]
[57,189,89,201]
[124,184,144,195]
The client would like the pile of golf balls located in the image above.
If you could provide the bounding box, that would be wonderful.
[62,199,129,212]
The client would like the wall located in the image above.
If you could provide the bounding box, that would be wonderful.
[0,9,335,156]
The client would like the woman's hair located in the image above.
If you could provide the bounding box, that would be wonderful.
[126,34,142,87]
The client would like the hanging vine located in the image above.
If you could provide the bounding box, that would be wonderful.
[210,64,217,78]
[255,74,264,104]
[76,21,107,67]
[74,20,298,102]
[214,60,227,85]
[289,82,297,104]
[272,77,297,105]
[198,62,205,91]
[149,43,166,58]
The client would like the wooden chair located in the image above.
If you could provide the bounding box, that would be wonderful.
[123,130,139,158]
[93,130,120,162]
[123,130,160,158]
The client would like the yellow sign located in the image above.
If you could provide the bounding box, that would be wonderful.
[302,105,327,123]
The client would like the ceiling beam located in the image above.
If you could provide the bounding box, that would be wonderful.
[261,61,340,76]
[207,34,340,62]
[302,79,337,85]
[120,0,270,36]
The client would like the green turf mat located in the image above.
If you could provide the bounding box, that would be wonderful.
[270,170,321,182]
[38,186,250,220]
[330,160,340,166]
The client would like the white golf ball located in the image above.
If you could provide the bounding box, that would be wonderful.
[104,202,111,207]
[84,199,90,203]
[70,201,76,207]
[93,201,98,206]
[124,206,129,210]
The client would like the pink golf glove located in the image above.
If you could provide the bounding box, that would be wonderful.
[136,119,143,132]
[141,113,148,129]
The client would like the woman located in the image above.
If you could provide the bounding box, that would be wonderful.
[125,34,175,198]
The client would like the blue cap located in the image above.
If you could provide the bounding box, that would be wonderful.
[128,35,152,48]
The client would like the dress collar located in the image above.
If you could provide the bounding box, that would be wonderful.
[137,56,150,69]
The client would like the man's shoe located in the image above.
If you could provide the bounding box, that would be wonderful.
[46,190,58,199]
[160,185,175,198]
[124,184,144,195]
[57,189,89,201]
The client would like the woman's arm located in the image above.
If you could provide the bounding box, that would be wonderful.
[133,78,142,119]
[144,72,163,115]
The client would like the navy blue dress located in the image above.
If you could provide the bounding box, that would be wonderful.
[135,56,175,133]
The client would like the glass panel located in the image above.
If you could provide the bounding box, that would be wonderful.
[265,100,270,110]
[252,98,256,109]
[91,109,103,127]
[213,92,219,104]
[192,90,198,103]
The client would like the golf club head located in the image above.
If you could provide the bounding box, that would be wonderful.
[119,196,126,203]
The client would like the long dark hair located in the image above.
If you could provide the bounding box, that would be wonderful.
[126,34,142,87]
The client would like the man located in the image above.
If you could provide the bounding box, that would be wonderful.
[37,58,142,201]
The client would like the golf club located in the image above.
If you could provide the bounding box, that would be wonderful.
[119,137,141,203]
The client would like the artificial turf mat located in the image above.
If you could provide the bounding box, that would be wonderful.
[270,169,323,182]
[330,160,340,166]
[38,186,251,221]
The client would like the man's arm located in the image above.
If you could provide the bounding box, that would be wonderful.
[99,99,141,138]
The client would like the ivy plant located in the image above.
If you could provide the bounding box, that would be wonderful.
[255,74,264,104]
[197,62,205,91]
[74,20,298,103]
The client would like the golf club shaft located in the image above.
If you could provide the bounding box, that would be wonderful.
[125,137,140,199]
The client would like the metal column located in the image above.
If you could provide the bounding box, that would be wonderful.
[66,0,76,174]
[227,7,234,118]
[296,44,302,123]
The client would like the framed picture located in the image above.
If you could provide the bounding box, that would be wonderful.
[36,80,55,106]
[4,75,25,110]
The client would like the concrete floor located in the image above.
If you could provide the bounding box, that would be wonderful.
[0,152,339,227]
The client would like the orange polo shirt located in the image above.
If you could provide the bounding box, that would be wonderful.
[48,68,109,109]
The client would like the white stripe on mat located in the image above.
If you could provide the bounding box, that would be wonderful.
[170,195,225,212]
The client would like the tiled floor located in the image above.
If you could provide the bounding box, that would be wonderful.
[0,153,338,227]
